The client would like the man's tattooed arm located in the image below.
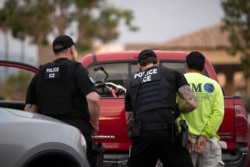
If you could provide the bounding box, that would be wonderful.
[177,85,198,113]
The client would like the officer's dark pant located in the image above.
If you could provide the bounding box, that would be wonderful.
[59,119,94,167]
[127,130,194,167]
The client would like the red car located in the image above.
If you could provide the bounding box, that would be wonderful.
[81,50,249,167]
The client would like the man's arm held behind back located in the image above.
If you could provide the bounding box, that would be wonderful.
[177,85,198,113]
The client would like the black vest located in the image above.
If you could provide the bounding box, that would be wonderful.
[35,60,89,120]
[130,66,178,121]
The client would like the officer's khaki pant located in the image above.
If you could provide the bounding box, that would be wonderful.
[190,137,225,167]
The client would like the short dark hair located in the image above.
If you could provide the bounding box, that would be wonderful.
[137,49,158,66]
[186,51,205,71]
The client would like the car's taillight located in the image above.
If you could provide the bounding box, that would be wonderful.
[235,104,249,144]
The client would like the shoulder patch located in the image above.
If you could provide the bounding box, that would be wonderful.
[204,83,214,93]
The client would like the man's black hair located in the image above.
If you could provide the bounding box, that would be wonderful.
[186,51,205,71]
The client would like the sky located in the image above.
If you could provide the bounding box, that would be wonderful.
[107,0,224,45]
[0,0,224,65]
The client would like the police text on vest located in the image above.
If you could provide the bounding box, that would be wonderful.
[45,67,60,79]
[134,68,158,83]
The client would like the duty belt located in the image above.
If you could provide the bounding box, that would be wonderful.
[142,123,170,131]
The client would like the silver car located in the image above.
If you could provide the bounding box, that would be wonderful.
[0,107,90,167]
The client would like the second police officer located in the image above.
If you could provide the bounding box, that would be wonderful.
[125,49,198,167]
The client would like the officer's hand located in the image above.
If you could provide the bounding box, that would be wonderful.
[195,135,206,154]
[90,123,99,136]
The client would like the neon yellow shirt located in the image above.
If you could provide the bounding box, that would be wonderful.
[177,72,224,139]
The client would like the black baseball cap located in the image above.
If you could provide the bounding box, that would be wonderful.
[52,35,76,53]
[137,49,157,63]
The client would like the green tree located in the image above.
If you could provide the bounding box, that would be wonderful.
[221,0,250,78]
[0,0,138,53]
[0,0,17,75]
[221,0,250,98]
[4,71,32,100]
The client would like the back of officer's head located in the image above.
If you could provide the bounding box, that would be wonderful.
[186,51,205,71]
[52,35,76,54]
[137,49,158,66]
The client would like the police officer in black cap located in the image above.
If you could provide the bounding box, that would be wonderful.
[125,49,198,167]
[25,35,100,166]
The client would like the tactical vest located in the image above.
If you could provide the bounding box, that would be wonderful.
[35,60,89,119]
[131,66,178,118]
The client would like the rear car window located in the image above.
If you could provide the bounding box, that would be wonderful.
[87,61,209,91]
